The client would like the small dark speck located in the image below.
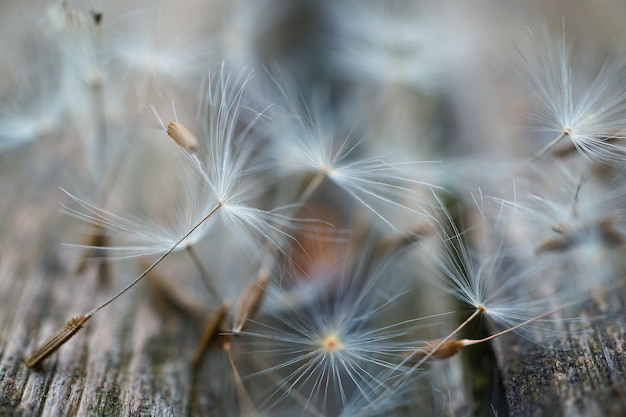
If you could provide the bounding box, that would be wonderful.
[91,11,102,25]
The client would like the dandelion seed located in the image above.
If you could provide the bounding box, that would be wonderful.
[428,192,568,340]
[238,248,444,415]
[109,1,213,106]
[26,68,301,367]
[495,163,626,291]
[258,78,438,230]
[513,24,626,165]
[26,193,226,366]
[62,68,293,262]
[151,103,199,153]
[26,314,91,369]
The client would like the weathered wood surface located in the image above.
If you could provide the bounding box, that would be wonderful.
[0,203,463,416]
[0,173,624,417]
[0,171,203,417]
[492,292,626,417]
[1,213,625,417]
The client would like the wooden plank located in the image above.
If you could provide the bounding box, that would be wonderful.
[491,292,626,417]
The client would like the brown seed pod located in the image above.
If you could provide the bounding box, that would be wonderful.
[26,314,92,369]
[403,338,467,363]
[232,272,270,334]
[167,121,198,153]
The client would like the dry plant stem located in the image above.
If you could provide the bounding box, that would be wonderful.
[232,271,269,334]
[90,202,222,314]
[223,340,257,416]
[552,136,622,158]
[185,245,221,305]
[75,224,108,273]
[254,168,328,276]
[74,14,110,279]
[25,202,223,368]
[192,302,228,367]
[519,129,570,172]
[248,169,327,279]
[415,281,626,365]
[230,170,327,332]
[91,81,107,179]
[73,14,124,282]
[143,267,207,323]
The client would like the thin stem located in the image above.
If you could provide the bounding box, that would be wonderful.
[91,82,108,186]
[88,202,222,315]
[294,170,327,212]
[192,302,229,367]
[356,308,483,417]
[230,170,327,332]
[406,308,482,370]
[224,341,257,416]
[90,10,108,195]
[462,302,583,347]
[518,129,570,173]
[186,245,221,305]
[259,169,327,275]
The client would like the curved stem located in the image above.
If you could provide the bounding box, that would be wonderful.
[186,245,221,305]
[89,202,222,315]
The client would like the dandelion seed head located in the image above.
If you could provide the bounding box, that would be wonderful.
[320,332,343,354]
[496,163,626,278]
[240,250,432,415]
[109,2,214,104]
[426,193,573,341]
[258,79,438,229]
[323,0,478,95]
[61,67,293,263]
[514,25,626,163]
